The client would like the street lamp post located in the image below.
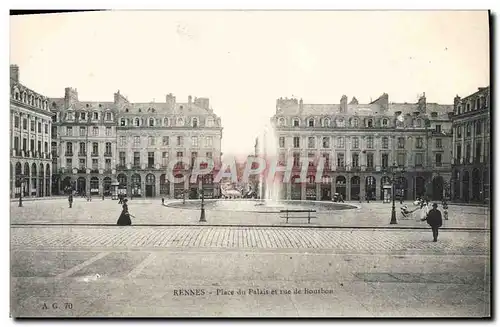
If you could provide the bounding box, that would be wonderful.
[18,175,25,207]
[390,163,398,224]
[199,176,206,222]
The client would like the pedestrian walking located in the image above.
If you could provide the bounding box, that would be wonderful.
[102,193,105,201]
[68,194,73,208]
[162,197,165,205]
[442,199,449,220]
[421,203,443,242]
[116,199,132,226]
[118,193,123,204]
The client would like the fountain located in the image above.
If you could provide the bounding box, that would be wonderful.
[166,117,358,214]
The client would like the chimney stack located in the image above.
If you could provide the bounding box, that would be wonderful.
[10,65,19,83]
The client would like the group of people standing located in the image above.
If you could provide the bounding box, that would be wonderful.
[400,197,448,242]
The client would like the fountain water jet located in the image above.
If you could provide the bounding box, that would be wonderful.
[256,123,281,204]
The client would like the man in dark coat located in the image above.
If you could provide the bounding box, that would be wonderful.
[68,193,73,208]
[421,203,443,242]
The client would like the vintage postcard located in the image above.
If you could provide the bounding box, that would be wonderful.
[9,10,490,318]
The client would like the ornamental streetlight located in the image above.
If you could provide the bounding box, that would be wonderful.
[17,175,26,207]
[199,176,206,222]
[390,163,398,225]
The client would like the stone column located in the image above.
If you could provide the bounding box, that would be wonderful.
[407,173,414,200]
[360,174,366,200]
[406,136,413,167]
[346,174,351,200]
[471,122,475,163]
[155,173,161,198]
[316,182,321,201]
[460,127,465,164]
[301,182,306,200]
[481,121,485,163]
[375,136,380,171]
[286,182,291,200]
[331,175,335,199]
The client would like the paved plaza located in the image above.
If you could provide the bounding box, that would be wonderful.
[10,198,490,230]
[10,199,491,317]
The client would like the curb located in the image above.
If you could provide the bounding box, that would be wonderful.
[9,223,489,232]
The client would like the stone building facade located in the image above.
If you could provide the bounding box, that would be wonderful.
[49,88,222,198]
[115,93,223,199]
[451,86,490,203]
[263,93,453,201]
[10,65,53,199]
[49,87,118,196]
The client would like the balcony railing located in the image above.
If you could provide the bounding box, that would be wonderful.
[78,152,87,157]
[91,152,99,157]
[77,168,86,173]
[116,164,126,169]
[90,168,99,173]
[104,152,112,157]
[147,163,155,169]
[65,151,73,156]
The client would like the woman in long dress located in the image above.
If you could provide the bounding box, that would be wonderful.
[419,199,429,221]
[117,199,132,226]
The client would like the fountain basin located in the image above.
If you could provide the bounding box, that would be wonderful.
[165,199,357,213]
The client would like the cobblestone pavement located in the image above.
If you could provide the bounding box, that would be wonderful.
[11,226,489,255]
[10,198,490,229]
[10,224,490,317]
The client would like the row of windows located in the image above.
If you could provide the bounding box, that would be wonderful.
[280,136,442,149]
[454,141,490,163]
[456,96,488,115]
[117,151,213,167]
[65,158,112,170]
[13,116,49,134]
[277,117,428,128]
[118,136,214,147]
[454,120,488,138]
[11,87,48,110]
[119,117,215,128]
[13,137,49,153]
[64,142,113,155]
[62,111,114,122]
[285,152,443,168]
[63,126,113,137]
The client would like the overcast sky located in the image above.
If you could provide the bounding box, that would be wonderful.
[10,11,489,157]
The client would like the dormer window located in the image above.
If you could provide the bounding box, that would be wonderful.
[125,108,129,113]
[278,118,285,126]
[293,118,300,127]
[192,118,198,128]
[382,119,388,127]
[177,118,184,126]
[149,118,155,127]
[352,118,359,127]
[206,118,214,127]
[86,104,89,108]
[105,112,112,121]
[80,113,86,120]
[337,119,345,127]
[308,118,315,127]
[93,112,99,120]
[415,119,422,127]
[164,118,170,126]
[135,118,140,127]
[367,119,373,128]
[323,118,331,127]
